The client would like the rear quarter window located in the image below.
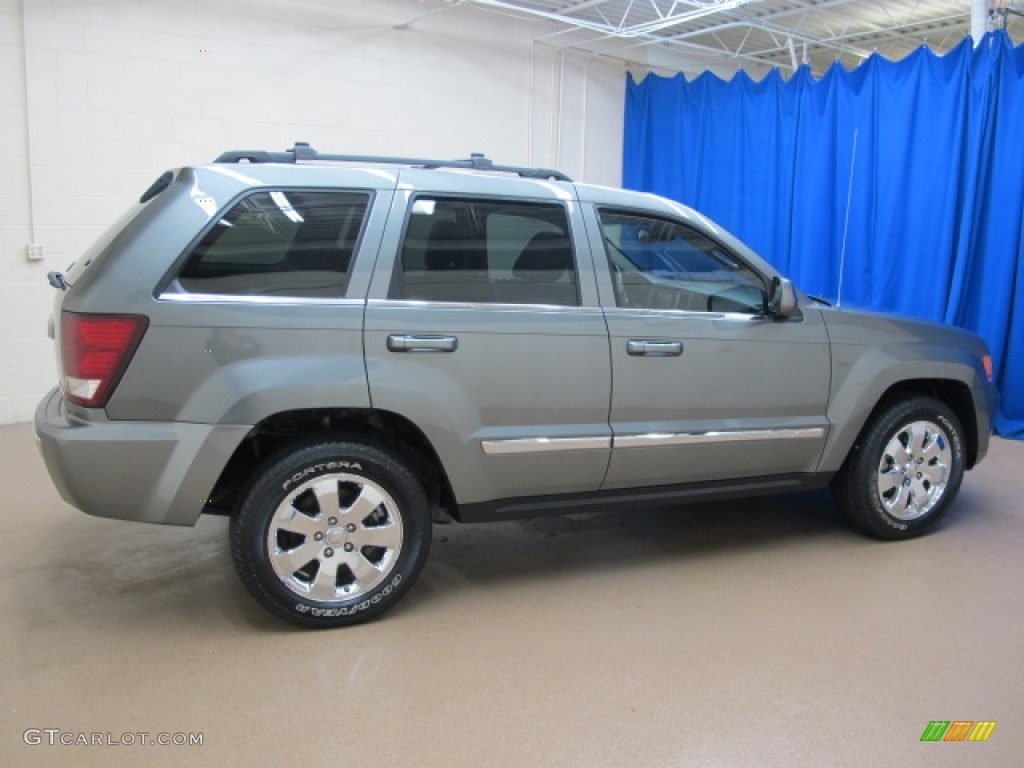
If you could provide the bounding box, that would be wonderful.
[176,190,369,298]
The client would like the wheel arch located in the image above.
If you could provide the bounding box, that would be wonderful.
[202,408,459,521]
[825,378,980,473]
[876,380,978,467]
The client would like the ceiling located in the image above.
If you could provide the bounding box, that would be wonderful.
[409,1,1024,75]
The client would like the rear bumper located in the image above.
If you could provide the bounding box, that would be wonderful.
[34,388,251,526]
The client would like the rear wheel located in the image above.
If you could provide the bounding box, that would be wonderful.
[231,441,431,628]
[832,397,965,540]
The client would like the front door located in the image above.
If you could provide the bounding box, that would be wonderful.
[588,207,831,490]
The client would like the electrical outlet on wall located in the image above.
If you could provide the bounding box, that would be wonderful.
[27,244,44,261]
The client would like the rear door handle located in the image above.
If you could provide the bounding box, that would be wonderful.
[387,334,458,353]
[626,339,683,357]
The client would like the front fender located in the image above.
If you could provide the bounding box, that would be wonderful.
[818,311,990,472]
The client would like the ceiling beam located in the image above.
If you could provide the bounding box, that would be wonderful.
[462,0,764,38]
[558,0,617,15]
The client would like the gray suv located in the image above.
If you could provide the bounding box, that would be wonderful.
[35,143,999,628]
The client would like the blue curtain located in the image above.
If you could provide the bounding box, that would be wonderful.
[624,32,1024,438]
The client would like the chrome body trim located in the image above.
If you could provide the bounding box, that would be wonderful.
[480,428,824,455]
[480,436,612,455]
[368,298,602,313]
[158,292,365,306]
[613,427,826,449]
[602,306,768,322]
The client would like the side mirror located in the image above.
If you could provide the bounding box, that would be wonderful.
[767,277,798,317]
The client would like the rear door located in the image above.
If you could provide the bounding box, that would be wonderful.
[364,172,611,507]
[585,205,831,490]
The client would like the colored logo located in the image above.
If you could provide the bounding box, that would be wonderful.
[921,721,996,742]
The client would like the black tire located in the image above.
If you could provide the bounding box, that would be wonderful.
[230,440,431,628]
[832,397,965,540]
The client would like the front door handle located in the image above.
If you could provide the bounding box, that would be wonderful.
[626,339,683,357]
[387,334,459,353]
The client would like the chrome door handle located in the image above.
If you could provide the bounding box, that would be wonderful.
[626,339,683,357]
[387,334,458,353]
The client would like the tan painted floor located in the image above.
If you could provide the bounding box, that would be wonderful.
[1,422,1022,767]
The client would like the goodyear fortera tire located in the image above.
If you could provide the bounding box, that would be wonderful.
[230,441,431,628]
[832,397,965,540]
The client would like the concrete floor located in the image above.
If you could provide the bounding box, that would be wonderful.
[1,423,1022,767]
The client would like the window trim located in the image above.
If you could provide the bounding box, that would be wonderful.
[368,298,605,315]
[157,289,367,306]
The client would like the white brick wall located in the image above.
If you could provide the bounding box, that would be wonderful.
[0,0,629,424]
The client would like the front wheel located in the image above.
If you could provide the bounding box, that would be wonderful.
[832,397,965,540]
[230,441,431,628]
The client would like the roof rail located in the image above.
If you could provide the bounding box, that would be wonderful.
[213,142,572,182]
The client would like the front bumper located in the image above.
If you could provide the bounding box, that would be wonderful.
[972,381,999,466]
[34,388,251,526]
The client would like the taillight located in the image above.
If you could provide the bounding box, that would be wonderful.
[61,312,148,408]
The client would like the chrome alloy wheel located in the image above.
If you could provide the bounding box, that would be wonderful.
[875,420,952,521]
[267,473,404,602]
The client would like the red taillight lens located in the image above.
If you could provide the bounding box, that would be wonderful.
[61,312,148,408]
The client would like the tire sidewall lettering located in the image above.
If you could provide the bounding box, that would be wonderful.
[936,413,962,458]
[281,460,364,491]
[293,573,404,617]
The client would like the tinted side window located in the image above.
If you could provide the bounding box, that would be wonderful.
[598,209,766,313]
[178,190,369,298]
[392,198,578,306]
